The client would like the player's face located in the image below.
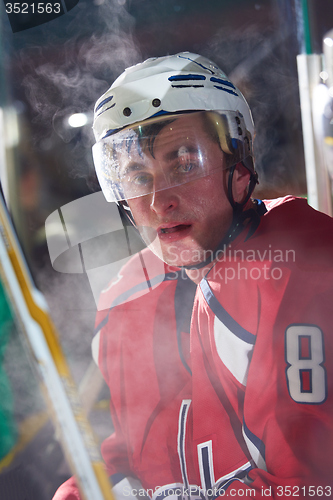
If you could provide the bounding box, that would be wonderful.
[125,114,234,267]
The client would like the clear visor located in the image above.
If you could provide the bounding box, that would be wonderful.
[92,111,252,202]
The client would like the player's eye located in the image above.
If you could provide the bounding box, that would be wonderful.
[174,153,201,175]
[131,172,153,186]
[120,163,153,185]
[174,145,201,175]
[175,160,198,174]
[122,172,153,197]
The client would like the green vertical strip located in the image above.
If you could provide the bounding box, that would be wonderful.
[0,5,17,461]
[0,279,17,460]
[301,0,312,54]
[294,0,313,54]
[0,4,19,463]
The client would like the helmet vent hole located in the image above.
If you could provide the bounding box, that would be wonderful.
[123,107,132,117]
[237,127,243,135]
[152,98,161,108]
[235,116,241,124]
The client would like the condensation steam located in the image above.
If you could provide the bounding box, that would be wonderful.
[21,0,141,181]
[203,24,305,195]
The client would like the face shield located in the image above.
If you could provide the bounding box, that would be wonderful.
[92,110,253,203]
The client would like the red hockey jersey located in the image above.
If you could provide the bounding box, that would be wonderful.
[54,197,333,500]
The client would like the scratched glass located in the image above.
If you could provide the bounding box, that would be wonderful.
[92,111,251,202]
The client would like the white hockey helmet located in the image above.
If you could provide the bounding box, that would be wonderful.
[92,52,258,206]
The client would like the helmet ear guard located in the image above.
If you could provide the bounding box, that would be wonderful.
[206,112,234,155]
[227,159,259,212]
[206,110,258,211]
[206,110,253,167]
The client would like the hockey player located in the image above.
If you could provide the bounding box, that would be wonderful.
[54,52,333,499]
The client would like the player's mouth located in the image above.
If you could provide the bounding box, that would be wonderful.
[158,223,192,241]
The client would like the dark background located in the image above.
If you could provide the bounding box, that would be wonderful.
[0,0,333,497]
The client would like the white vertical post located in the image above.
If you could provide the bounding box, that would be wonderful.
[297,54,332,215]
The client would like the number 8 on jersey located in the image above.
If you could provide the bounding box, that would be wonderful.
[285,325,327,404]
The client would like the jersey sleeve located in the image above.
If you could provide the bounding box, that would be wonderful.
[93,305,135,480]
[99,416,133,479]
[52,477,81,500]
[95,248,181,482]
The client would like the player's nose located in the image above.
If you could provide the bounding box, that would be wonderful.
[149,186,179,215]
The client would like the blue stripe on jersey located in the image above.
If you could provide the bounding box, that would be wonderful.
[94,271,177,334]
[174,274,196,375]
[202,446,212,490]
[216,461,253,485]
[110,473,126,486]
[95,314,109,335]
[212,462,253,499]
[242,419,267,471]
[197,440,215,491]
[200,279,256,344]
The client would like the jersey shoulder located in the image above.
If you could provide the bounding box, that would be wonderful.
[93,247,179,366]
[96,247,179,315]
[201,196,333,334]
[259,196,333,268]
[262,195,333,234]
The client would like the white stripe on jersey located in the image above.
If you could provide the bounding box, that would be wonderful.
[177,400,192,489]
[214,315,254,385]
[242,424,267,471]
[91,331,101,367]
[215,460,253,488]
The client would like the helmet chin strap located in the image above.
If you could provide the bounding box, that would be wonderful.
[181,163,260,271]
[118,201,136,226]
[227,162,259,212]
[180,204,265,271]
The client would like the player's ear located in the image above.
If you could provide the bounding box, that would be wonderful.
[232,162,251,204]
